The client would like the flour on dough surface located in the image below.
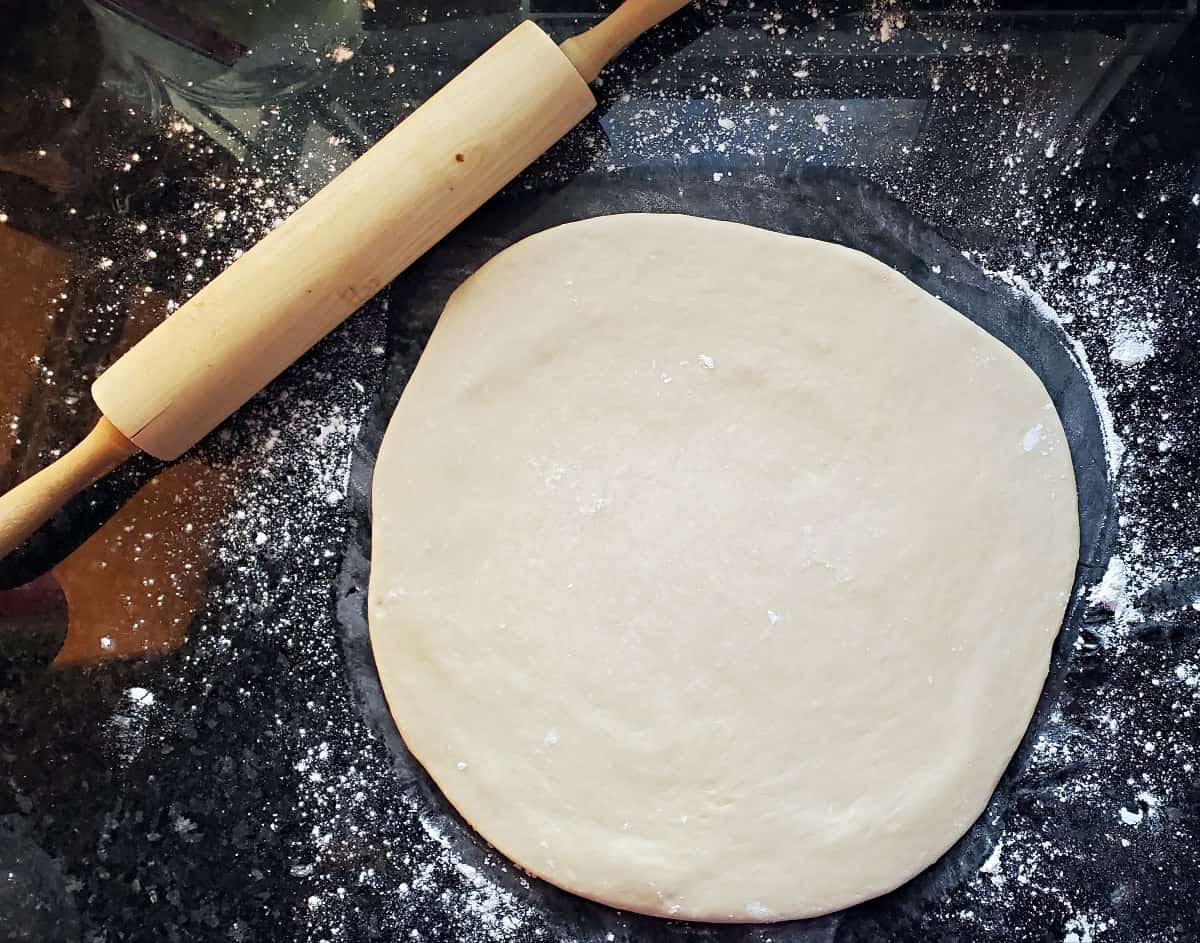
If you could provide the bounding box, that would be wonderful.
[368,213,1079,922]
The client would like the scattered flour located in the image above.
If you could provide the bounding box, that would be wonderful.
[1089,556,1130,617]
[71,10,1197,940]
[1109,328,1155,367]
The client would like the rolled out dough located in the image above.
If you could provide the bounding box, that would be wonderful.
[368,214,1079,922]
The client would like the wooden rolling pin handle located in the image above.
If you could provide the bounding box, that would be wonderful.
[560,0,693,83]
[0,418,139,560]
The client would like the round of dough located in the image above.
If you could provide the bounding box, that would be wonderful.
[368,214,1078,922]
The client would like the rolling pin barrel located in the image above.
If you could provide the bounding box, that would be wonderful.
[93,22,595,460]
[3,0,692,561]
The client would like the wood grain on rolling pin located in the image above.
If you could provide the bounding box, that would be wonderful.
[93,22,595,461]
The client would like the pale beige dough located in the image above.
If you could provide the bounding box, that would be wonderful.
[368,214,1079,922]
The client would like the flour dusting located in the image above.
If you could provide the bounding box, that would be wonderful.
[57,4,1199,939]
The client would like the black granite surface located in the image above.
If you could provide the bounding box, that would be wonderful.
[1,1,1199,942]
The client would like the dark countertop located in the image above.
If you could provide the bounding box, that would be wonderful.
[1,1,1198,941]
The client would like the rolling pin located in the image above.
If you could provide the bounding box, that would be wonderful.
[0,0,691,560]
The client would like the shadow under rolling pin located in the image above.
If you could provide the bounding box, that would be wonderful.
[0,0,694,562]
